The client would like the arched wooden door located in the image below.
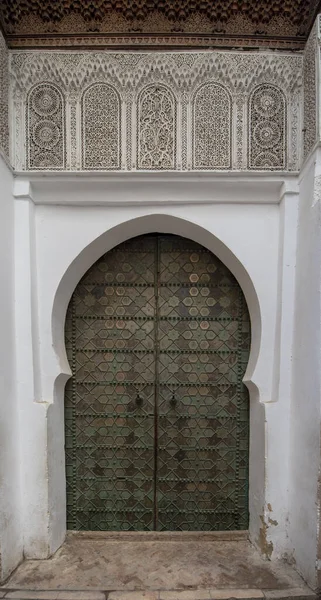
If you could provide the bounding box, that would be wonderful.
[64,234,250,531]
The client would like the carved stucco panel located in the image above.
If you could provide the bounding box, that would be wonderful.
[0,32,9,158]
[26,82,65,169]
[82,83,121,170]
[9,51,303,95]
[181,90,188,171]
[248,84,286,170]
[137,84,176,170]
[303,22,317,160]
[235,93,246,170]
[289,92,301,170]
[70,100,78,171]
[193,83,231,169]
[9,50,303,172]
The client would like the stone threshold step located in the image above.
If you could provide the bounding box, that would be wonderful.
[67,530,249,542]
[0,588,316,600]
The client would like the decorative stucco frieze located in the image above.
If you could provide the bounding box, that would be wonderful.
[9,50,303,172]
[0,32,9,158]
[303,21,317,160]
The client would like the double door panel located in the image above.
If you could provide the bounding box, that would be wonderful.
[65,234,250,531]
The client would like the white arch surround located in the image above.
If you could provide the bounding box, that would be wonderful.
[13,172,299,568]
[49,212,264,545]
[49,211,267,552]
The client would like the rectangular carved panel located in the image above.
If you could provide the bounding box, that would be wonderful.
[10,50,303,172]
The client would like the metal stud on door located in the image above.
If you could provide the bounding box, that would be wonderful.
[65,234,250,531]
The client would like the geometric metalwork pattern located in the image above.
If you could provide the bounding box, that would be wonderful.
[193,83,231,169]
[65,236,156,531]
[248,84,286,170]
[137,85,176,170]
[82,83,121,170]
[26,82,65,169]
[64,233,250,531]
[156,236,250,530]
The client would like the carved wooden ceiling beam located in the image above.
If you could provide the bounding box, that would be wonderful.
[1,0,321,49]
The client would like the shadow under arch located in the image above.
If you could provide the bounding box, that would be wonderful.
[52,214,261,399]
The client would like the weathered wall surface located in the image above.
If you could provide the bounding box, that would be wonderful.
[0,155,22,581]
[288,148,321,588]
[0,32,22,582]
[285,16,321,588]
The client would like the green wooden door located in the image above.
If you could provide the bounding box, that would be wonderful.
[65,234,250,531]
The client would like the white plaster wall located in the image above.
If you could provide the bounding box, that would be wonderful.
[288,147,321,587]
[11,174,300,566]
[10,171,310,583]
[0,154,22,581]
[14,192,51,558]
[39,202,275,554]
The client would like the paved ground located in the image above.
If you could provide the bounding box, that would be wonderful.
[0,533,315,600]
[0,591,316,600]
